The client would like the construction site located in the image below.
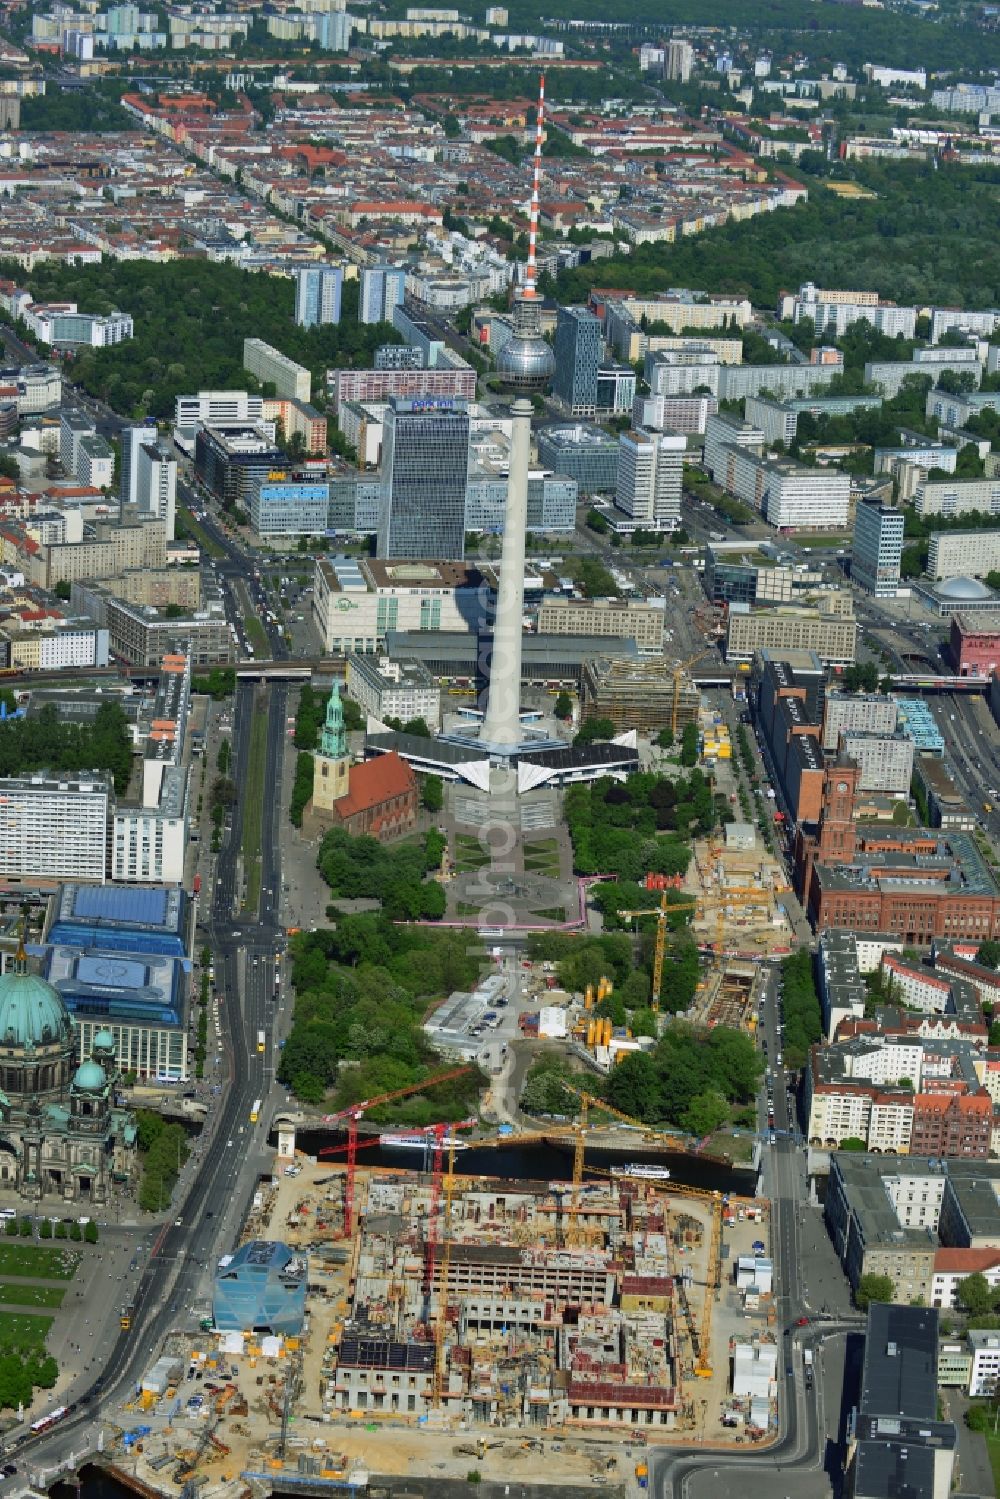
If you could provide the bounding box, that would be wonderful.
[107,1129,783,1499]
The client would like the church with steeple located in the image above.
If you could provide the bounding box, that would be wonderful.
[302,683,418,842]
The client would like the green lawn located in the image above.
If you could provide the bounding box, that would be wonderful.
[0,1311,53,1350]
[178,506,224,560]
[454,836,490,872]
[530,906,567,923]
[244,612,270,657]
[0,1282,65,1309]
[0,1245,78,1280]
[240,704,269,916]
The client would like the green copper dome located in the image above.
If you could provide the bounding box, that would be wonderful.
[72,1060,107,1092]
[93,1029,115,1051]
[0,972,72,1049]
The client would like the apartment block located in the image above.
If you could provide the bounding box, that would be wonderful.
[633,392,717,435]
[852,498,904,597]
[703,411,764,484]
[821,693,898,753]
[0,771,110,882]
[537,597,665,651]
[914,476,1000,520]
[330,365,476,415]
[242,337,311,402]
[726,603,856,666]
[615,428,684,531]
[837,730,913,795]
[928,529,1000,581]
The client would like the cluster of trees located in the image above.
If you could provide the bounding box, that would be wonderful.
[318,826,447,920]
[0,1351,59,1408]
[526,926,699,1016]
[20,83,131,133]
[135,1110,190,1214]
[278,920,485,1111]
[605,1021,762,1137]
[780,950,823,1069]
[7,260,398,421]
[841,662,893,694]
[0,702,132,793]
[192,668,236,699]
[555,162,1000,313]
[520,1053,587,1116]
[564,771,713,879]
[568,557,617,598]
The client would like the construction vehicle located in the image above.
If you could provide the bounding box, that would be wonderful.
[617,876,700,1010]
[120,1303,135,1332]
[316,1065,472,1237]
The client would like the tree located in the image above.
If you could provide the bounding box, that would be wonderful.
[956,1271,998,1317]
[53,580,72,601]
[680,722,699,767]
[554,691,573,721]
[976,940,1000,971]
[839,1137,868,1151]
[421,774,444,814]
[856,1272,895,1310]
[656,728,674,750]
[682,1090,728,1138]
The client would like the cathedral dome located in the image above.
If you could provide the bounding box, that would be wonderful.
[72,1060,107,1092]
[0,972,72,1050]
[93,1029,115,1051]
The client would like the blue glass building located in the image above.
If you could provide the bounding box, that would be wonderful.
[213,1241,308,1334]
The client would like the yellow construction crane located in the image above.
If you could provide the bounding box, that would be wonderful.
[709,887,774,956]
[562,1084,689,1150]
[694,1192,723,1378]
[670,650,706,739]
[434,1137,458,1407]
[616,893,699,1010]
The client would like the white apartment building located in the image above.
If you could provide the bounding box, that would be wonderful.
[822,693,898,752]
[838,730,914,795]
[135,442,177,541]
[703,412,764,483]
[808,1086,872,1146]
[615,428,685,531]
[633,393,717,435]
[848,1039,925,1088]
[789,282,917,340]
[644,349,721,398]
[744,396,798,447]
[175,391,266,429]
[882,954,952,1014]
[932,1255,1000,1312]
[77,436,114,491]
[931,308,1000,344]
[914,477,1000,519]
[0,772,109,882]
[242,338,311,403]
[969,1331,1000,1397]
[927,529,1000,581]
[3,625,110,672]
[717,446,850,529]
[112,797,186,884]
[868,1095,915,1154]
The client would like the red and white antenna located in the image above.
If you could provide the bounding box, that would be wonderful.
[523,72,545,300]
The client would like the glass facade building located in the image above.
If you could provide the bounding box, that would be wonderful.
[251,478,330,537]
[377,397,470,560]
[553,306,602,417]
[213,1240,308,1334]
[360,264,407,325]
[536,424,620,494]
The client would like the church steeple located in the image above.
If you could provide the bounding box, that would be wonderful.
[320,681,347,760]
[312,681,351,813]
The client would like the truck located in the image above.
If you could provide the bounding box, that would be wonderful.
[803,1348,814,1368]
[257,1029,265,1053]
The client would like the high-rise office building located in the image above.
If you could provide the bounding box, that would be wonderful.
[853,497,904,597]
[553,306,603,417]
[360,265,408,325]
[666,37,693,81]
[615,428,685,530]
[294,265,343,328]
[377,398,470,560]
[120,427,176,538]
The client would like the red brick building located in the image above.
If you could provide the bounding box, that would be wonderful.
[328,751,418,841]
[949,611,1000,677]
[796,760,1000,941]
[909,1088,992,1159]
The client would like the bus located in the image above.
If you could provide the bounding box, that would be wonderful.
[256,1029,265,1053]
[30,1406,67,1434]
[250,1099,262,1123]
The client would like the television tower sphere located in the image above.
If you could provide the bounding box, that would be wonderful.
[496,293,556,393]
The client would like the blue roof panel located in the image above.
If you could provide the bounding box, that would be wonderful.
[70,887,170,926]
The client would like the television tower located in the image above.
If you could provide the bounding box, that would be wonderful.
[496,74,556,394]
[481,75,554,752]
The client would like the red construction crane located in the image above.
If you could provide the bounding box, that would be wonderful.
[317,1066,472,1238]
